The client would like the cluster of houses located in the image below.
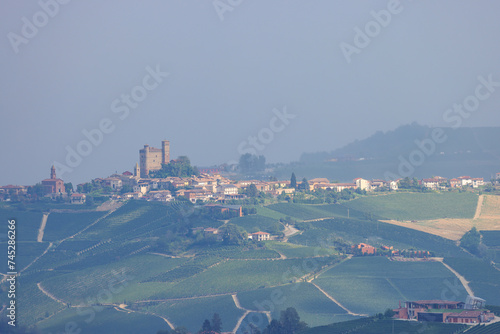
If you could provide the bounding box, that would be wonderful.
[1,167,499,204]
[393,297,495,324]
[352,243,432,259]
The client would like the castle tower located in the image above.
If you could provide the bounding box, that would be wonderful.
[134,163,141,178]
[139,145,150,178]
[162,140,170,164]
[51,165,56,179]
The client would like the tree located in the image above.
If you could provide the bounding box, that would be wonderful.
[211,313,222,333]
[264,308,307,334]
[290,173,297,189]
[120,184,133,194]
[201,319,212,332]
[218,223,248,245]
[263,319,283,334]
[299,178,309,192]
[460,227,481,255]
[239,153,266,173]
[245,184,258,197]
[280,307,307,333]
[150,156,199,178]
[384,308,396,318]
[64,182,73,194]
[28,183,46,199]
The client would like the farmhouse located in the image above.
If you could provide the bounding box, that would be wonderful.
[354,243,376,255]
[249,231,271,241]
[205,204,243,217]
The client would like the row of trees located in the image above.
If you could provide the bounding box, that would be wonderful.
[150,156,199,178]
[156,308,306,334]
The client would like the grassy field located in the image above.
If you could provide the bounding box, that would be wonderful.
[12,279,66,326]
[290,217,470,258]
[237,312,270,333]
[443,257,500,305]
[40,254,189,305]
[43,211,106,241]
[265,241,335,258]
[37,307,169,334]
[343,192,478,221]
[314,257,468,315]
[228,214,283,234]
[148,257,339,300]
[482,230,500,247]
[1,199,496,333]
[265,203,368,221]
[237,282,349,327]
[0,209,43,242]
[195,245,281,259]
[145,295,243,332]
[0,241,49,273]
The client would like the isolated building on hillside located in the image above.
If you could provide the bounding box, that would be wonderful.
[249,231,271,241]
[394,299,494,324]
[205,204,243,217]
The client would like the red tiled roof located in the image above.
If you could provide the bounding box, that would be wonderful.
[414,300,462,305]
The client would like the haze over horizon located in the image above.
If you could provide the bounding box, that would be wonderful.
[2,1,500,186]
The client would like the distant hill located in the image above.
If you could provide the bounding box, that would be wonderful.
[271,123,500,182]
[300,123,500,162]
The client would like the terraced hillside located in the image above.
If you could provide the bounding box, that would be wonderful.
[0,199,496,333]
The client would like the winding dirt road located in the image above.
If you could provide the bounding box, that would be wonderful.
[435,258,474,297]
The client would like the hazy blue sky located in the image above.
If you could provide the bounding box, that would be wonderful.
[1,0,500,186]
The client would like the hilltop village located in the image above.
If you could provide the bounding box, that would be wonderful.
[0,140,500,204]
[1,140,498,205]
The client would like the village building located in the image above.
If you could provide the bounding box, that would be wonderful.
[422,177,447,190]
[205,204,243,217]
[354,178,370,191]
[0,185,27,196]
[249,231,271,241]
[41,165,65,194]
[70,193,86,204]
[216,184,239,196]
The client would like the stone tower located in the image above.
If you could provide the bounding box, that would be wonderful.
[162,140,170,164]
[139,141,170,178]
[134,163,141,178]
[50,165,56,179]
